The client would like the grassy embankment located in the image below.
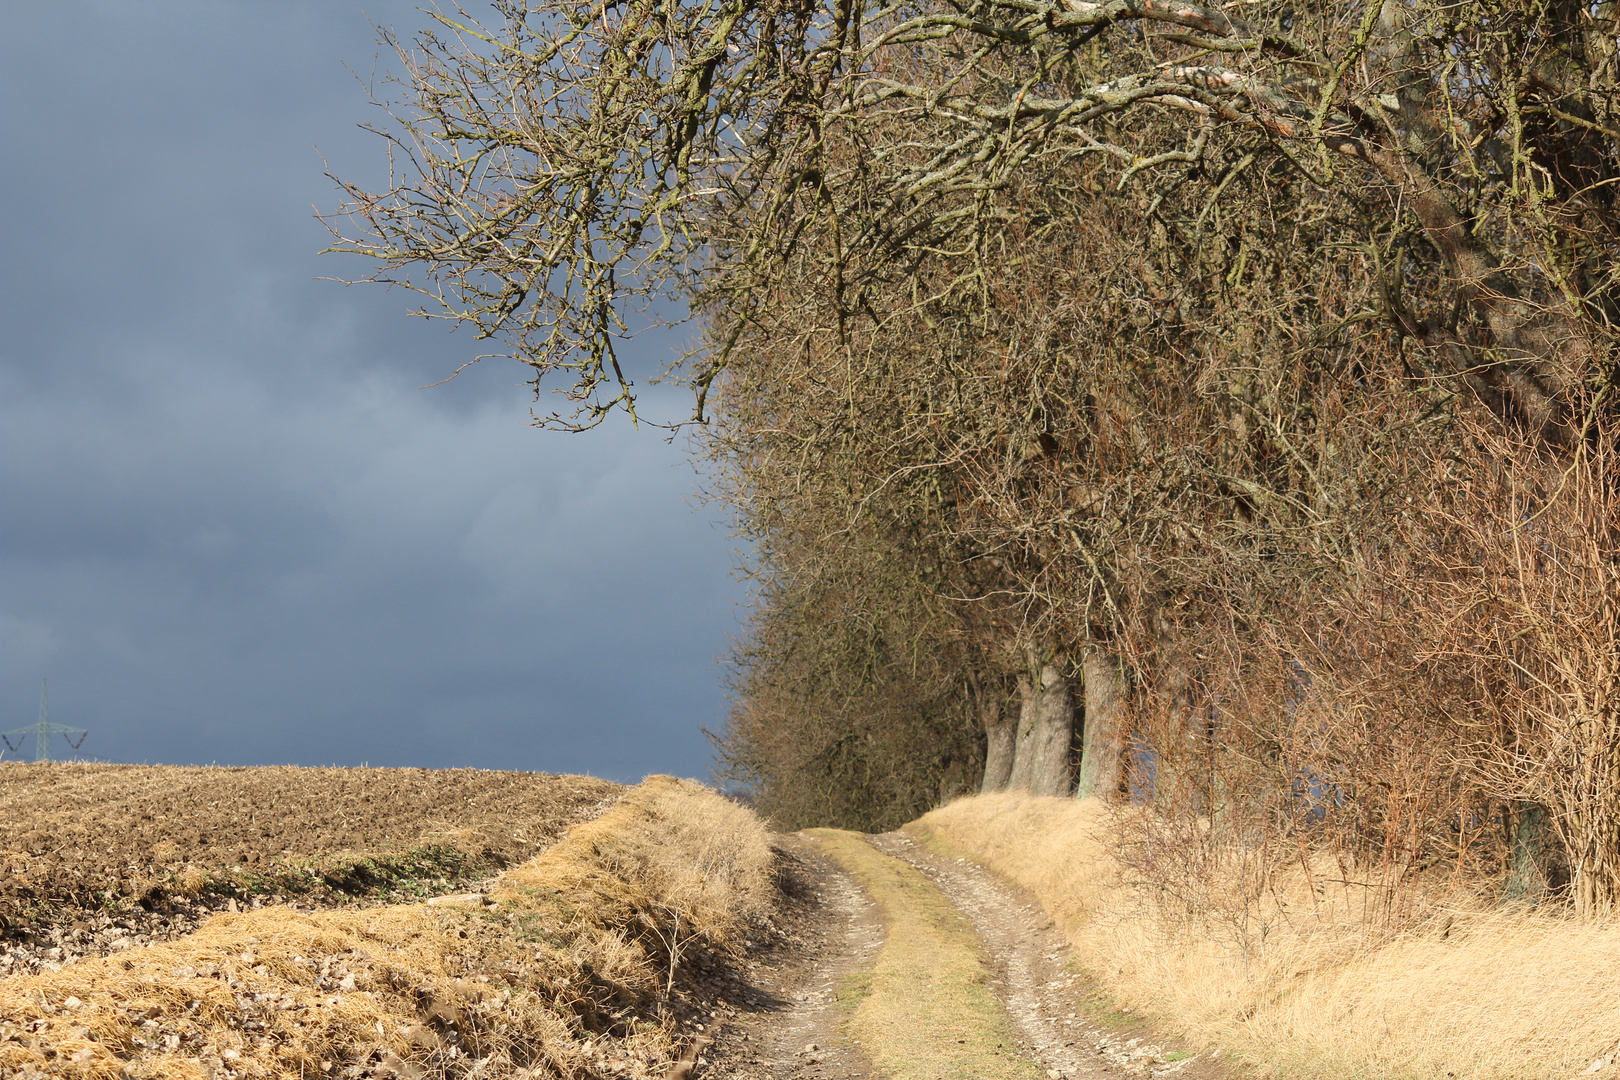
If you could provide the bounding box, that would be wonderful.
[807,829,1042,1080]
[913,793,1620,1080]
[0,776,770,1080]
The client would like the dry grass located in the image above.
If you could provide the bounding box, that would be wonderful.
[0,776,772,1080]
[806,829,1041,1080]
[911,793,1620,1080]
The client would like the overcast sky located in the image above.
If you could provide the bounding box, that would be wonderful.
[0,3,745,781]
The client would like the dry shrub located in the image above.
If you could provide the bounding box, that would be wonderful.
[1117,648,1494,948]
[1356,403,1620,914]
[1127,393,1620,929]
[0,776,770,1080]
[498,775,773,999]
[913,792,1620,1080]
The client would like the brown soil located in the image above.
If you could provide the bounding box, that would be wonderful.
[0,763,620,935]
[0,777,761,1080]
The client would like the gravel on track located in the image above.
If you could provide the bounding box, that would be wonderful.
[698,834,882,1080]
[700,831,1236,1080]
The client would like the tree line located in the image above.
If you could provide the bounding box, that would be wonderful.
[326,0,1620,913]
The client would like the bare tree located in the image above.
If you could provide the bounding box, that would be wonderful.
[327,0,1620,906]
[327,1,1616,426]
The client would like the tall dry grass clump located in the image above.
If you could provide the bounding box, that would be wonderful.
[0,775,771,1080]
[914,792,1620,1080]
[497,772,774,1001]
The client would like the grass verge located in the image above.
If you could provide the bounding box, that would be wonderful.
[912,793,1620,1080]
[805,829,1042,1080]
[0,776,770,1080]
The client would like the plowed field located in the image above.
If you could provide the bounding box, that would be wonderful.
[0,763,619,930]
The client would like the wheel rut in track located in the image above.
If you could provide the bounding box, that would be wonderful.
[702,830,1226,1080]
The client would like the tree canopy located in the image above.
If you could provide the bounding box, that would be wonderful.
[328,0,1620,909]
[328,0,1616,425]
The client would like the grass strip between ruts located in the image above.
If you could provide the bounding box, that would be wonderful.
[805,829,1044,1080]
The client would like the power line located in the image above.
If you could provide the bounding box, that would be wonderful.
[2,680,88,763]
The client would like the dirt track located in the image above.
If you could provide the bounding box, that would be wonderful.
[698,836,882,1080]
[870,832,1223,1080]
[704,831,1228,1080]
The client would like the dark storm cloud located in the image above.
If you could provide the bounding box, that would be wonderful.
[0,3,742,779]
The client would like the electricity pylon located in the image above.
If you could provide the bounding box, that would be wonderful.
[2,680,87,763]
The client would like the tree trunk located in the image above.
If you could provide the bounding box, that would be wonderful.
[1504,800,1548,905]
[1025,663,1075,797]
[938,755,970,804]
[1006,673,1038,792]
[980,685,1015,793]
[1076,646,1126,801]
